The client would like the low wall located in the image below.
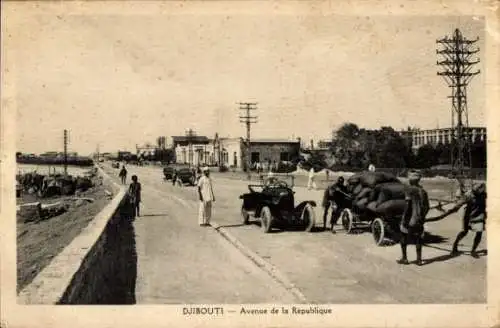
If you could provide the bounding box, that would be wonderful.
[18,168,137,304]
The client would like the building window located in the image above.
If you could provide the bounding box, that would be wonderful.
[280,152,289,161]
[233,152,237,166]
[251,152,260,163]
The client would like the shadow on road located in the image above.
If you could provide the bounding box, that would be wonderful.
[58,199,138,304]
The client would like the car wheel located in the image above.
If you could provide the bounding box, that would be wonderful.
[371,218,385,246]
[260,206,273,233]
[241,205,250,224]
[341,208,355,234]
[302,203,315,232]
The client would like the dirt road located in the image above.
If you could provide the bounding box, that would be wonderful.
[106,164,486,304]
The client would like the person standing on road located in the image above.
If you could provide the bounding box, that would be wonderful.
[451,183,486,258]
[397,170,429,266]
[329,176,350,233]
[197,167,215,226]
[427,183,487,258]
[128,175,142,217]
[307,167,317,190]
[119,165,128,185]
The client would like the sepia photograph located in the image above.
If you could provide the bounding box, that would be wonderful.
[1,1,499,327]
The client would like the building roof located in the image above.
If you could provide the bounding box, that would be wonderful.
[400,126,486,133]
[250,138,300,144]
[172,136,210,144]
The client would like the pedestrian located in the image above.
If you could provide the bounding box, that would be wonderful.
[397,170,429,266]
[307,167,317,190]
[197,166,215,226]
[172,168,178,186]
[119,165,128,185]
[128,175,142,217]
[429,183,486,258]
[322,184,335,230]
[329,176,350,232]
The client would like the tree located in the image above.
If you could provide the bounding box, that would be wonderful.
[331,123,362,167]
[415,144,437,168]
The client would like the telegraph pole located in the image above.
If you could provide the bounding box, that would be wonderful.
[238,102,258,180]
[63,129,69,177]
[186,128,196,167]
[437,28,480,197]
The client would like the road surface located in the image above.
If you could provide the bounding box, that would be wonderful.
[104,163,486,304]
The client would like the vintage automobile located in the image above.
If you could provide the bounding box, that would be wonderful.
[173,167,198,186]
[163,166,176,180]
[239,177,317,233]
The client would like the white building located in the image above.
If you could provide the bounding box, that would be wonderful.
[172,133,300,170]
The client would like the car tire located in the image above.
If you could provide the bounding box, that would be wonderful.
[371,218,385,246]
[241,205,250,224]
[260,206,273,233]
[341,208,355,234]
[302,203,316,232]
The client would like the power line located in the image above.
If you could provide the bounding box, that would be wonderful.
[238,102,258,180]
[436,28,480,197]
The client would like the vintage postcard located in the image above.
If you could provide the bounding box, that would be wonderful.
[1,0,499,327]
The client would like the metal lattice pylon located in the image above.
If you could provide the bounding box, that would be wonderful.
[437,28,480,198]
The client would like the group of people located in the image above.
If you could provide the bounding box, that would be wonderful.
[321,168,487,266]
[117,163,216,226]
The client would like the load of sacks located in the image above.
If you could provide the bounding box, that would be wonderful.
[346,171,408,218]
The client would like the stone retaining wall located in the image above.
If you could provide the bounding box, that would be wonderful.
[18,167,137,304]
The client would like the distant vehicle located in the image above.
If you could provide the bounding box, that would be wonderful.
[173,167,197,186]
[239,177,317,233]
[163,166,176,180]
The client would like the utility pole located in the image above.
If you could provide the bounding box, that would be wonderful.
[437,28,480,197]
[63,129,69,177]
[186,128,196,167]
[238,102,258,180]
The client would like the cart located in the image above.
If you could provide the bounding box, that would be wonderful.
[336,191,402,246]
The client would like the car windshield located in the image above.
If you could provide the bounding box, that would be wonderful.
[264,178,289,188]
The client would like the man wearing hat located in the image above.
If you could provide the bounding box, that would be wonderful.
[397,170,429,266]
[452,183,487,257]
[197,166,216,226]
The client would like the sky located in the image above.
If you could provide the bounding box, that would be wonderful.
[13,14,485,155]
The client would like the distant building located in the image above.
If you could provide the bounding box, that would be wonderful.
[317,140,333,150]
[172,135,211,165]
[172,133,300,169]
[40,151,60,158]
[136,144,156,158]
[400,127,486,150]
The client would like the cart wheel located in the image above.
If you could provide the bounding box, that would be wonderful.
[371,218,385,246]
[302,203,316,232]
[341,208,354,234]
[241,205,250,224]
[260,206,273,233]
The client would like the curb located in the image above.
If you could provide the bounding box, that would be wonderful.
[210,220,308,303]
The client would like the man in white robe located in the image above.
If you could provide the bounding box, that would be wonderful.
[197,167,215,226]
